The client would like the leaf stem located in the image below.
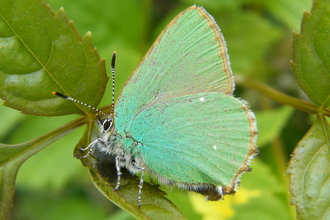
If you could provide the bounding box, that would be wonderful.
[0,116,86,219]
[236,76,330,116]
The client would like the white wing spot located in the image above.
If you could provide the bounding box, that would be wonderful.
[200,97,205,102]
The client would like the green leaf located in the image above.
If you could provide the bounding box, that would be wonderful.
[292,0,330,108]
[255,106,294,147]
[287,115,330,220]
[0,117,84,220]
[88,164,185,220]
[0,0,107,116]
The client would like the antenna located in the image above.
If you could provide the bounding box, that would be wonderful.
[53,52,117,119]
[111,52,116,114]
[52,91,108,118]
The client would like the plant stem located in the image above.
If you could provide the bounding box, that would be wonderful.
[236,76,330,117]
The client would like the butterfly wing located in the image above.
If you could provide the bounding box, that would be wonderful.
[115,6,234,129]
[114,6,257,192]
[125,92,257,189]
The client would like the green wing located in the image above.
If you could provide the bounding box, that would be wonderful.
[114,6,257,190]
[115,6,234,129]
[125,92,256,187]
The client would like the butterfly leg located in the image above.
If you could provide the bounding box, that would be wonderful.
[132,161,145,207]
[80,138,106,158]
[114,155,125,191]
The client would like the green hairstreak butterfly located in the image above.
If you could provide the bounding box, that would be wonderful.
[54,5,258,206]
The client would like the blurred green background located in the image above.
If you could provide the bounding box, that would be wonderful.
[0,0,314,219]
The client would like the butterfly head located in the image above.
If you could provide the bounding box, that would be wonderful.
[96,114,113,134]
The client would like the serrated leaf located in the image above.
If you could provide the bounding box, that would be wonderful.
[287,115,330,220]
[292,0,330,108]
[0,117,84,220]
[0,0,107,116]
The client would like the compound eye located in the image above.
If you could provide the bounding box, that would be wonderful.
[103,119,112,131]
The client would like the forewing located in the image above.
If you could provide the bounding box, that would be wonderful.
[115,6,234,131]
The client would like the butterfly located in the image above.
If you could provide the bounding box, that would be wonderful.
[54,5,258,206]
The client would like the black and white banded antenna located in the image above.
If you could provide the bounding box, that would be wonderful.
[52,52,117,117]
[52,53,118,130]
[52,91,108,119]
[110,52,116,114]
